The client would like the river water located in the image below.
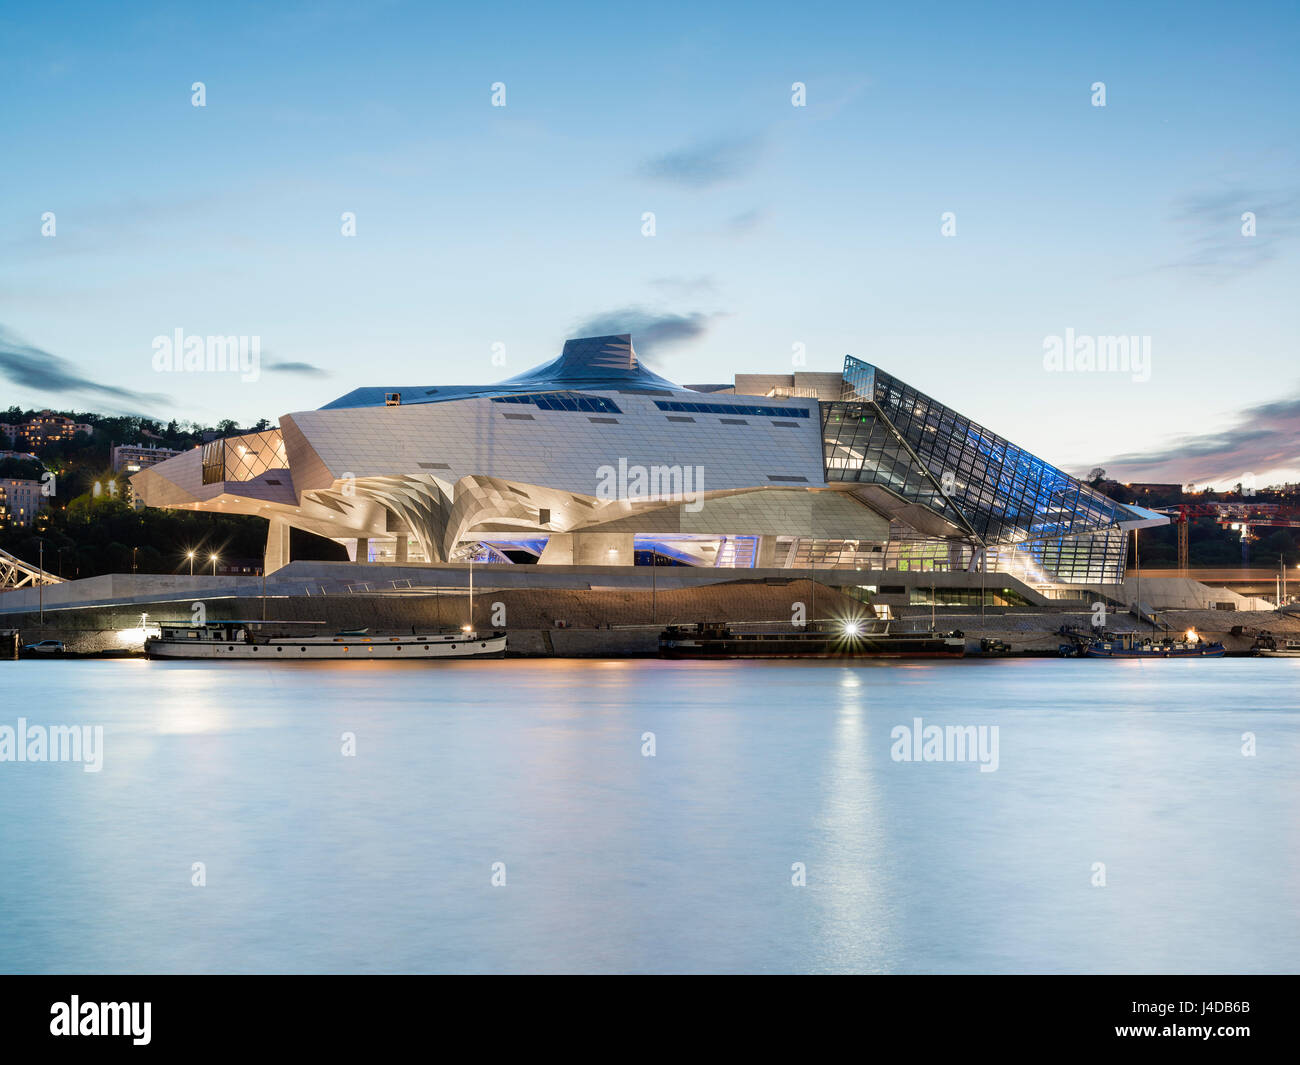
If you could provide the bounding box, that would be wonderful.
[0,657,1296,973]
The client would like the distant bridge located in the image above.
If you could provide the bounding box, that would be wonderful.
[0,546,63,589]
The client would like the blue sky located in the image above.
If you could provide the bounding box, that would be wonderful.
[2,0,1297,487]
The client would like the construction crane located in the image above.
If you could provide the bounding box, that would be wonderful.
[1158,503,1300,566]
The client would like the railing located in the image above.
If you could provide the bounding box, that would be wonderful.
[300,578,456,597]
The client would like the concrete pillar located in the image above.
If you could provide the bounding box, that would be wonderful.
[395,535,408,563]
[356,536,370,563]
[538,533,635,566]
[264,517,291,575]
[755,535,777,568]
[949,541,967,571]
[574,532,635,566]
[539,534,573,565]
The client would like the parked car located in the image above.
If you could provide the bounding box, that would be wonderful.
[21,639,65,655]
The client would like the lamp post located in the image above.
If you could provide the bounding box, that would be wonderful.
[187,550,196,576]
[450,542,476,632]
[979,546,987,635]
[210,552,218,576]
[651,547,657,626]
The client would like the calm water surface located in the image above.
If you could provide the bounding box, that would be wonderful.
[1,657,1297,974]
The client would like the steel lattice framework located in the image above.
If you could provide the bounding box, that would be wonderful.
[0,546,63,589]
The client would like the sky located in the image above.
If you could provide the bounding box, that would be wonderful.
[1,0,1297,488]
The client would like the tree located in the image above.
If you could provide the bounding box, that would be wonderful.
[0,457,45,480]
[1259,529,1298,566]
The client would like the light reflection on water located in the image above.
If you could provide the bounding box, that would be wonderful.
[0,657,1297,974]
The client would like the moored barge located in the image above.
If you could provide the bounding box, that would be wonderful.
[145,621,506,660]
[658,621,966,659]
[1072,631,1225,658]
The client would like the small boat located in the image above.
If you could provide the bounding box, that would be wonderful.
[658,621,966,659]
[1077,631,1225,658]
[145,621,506,660]
[1252,635,1300,658]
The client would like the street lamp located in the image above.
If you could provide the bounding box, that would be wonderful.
[187,550,196,576]
[450,542,477,632]
[210,552,218,576]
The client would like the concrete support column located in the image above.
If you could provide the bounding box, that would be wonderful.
[539,533,573,565]
[264,517,291,575]
[949,541,968,570]
[356,536,370,563]
[539,533,635,566]
[574,532,635,566]
[395,535,408,563]
[755,535,777,568]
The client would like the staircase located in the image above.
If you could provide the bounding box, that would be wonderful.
[714,536,758,568]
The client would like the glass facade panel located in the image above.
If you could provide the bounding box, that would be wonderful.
[823,357,1137,585]
[491,393,623,414]
[223,431,288,483]
[653,400,810,418]
[820,402,959,520]
[200,440,224,485]
[202,430,288,485]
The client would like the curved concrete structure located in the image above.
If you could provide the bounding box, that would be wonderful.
[132,333,1165,590]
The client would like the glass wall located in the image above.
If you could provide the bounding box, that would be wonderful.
[821,404,962,523]
[200,430,288,485]
[823,357,1136,585]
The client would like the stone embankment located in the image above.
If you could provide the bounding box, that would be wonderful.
[4,581,1297,657]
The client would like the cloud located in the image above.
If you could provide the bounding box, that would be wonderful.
[0,327,170,412]
[265,359,330,378]
[1162,188,1298,281]
[723,207,766,234]
[640,134,764,188]
[568,308,726,356]
[1098,390,1300,486]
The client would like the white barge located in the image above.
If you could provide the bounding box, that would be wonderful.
[145,622,506,660]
